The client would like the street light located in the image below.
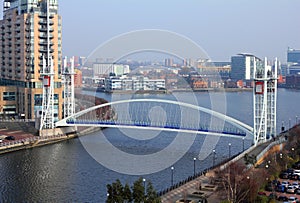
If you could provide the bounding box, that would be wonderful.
[296,116,298,125]
[193,157,196,176]
[289,118,291,129]
[228,143,231,158]
[171,166,174,186]
[143,178,146,195]
[281,121,285,132]
[242,137,245,152]
[213,149,216,167]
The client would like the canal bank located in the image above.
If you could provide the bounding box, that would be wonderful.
[0,126,101,155]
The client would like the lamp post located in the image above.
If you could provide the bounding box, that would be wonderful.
[281,121,285,132]
[193,157,196,176]
[228,143,231,158]
[289,118,291,129]
[242,137,245,152]
[143,178,146,196]
[171,166,174,186]
[213,149,216,167]
[296,116,298,125]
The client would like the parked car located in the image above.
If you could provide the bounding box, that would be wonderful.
[288,196,299,203]
[292,182,299,189]
[282,181,290,188]
[287,186,296,194]
[290,174,300,180]
[277,195,288,201]
[5,136,15,140]
[286,168,295,175]
[292,162,300,169]
[0,138,3,143]
[258,191,266,196]
[276,184,286,192]
[280,172,290,179]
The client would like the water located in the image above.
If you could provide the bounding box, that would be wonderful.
[0,89,299,202]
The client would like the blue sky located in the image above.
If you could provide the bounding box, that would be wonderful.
[2,0,300,62]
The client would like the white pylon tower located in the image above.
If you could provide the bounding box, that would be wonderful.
[40,0,55,130]
[253,57,278,145]
[63,56,75,118]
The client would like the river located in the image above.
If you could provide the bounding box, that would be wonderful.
[0,88,299,202]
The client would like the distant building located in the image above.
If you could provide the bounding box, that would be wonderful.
[105,76,165,92]
[93,63,130,77]
[287,48,300,63]
[287,48,300,75]
[230,54,261,81]
[74,69,83,88]
[164,58,173,67]
[196,61,231,79]
[285,75,300,88]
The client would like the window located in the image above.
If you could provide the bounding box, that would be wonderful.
[3,92,16,101]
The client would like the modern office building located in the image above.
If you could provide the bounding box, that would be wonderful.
[231,53,261,81]
[0,0,63,120]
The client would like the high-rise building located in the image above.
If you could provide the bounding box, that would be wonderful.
[287,48,300,75]
[0,0,63,120]
[287,48,300,64]
[231,53,261,81]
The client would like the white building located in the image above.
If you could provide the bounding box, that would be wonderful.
[93,63,130,77]
[105,76,165,92]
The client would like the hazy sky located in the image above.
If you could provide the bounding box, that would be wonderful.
[2,0,300,62]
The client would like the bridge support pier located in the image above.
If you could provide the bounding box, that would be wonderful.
[253,58,278,145]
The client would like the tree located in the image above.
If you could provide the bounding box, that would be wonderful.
[106,184,114,203]
[106,178,161,203]
[243,153,257,166]
[106,179,124,203]
[132,177,145,203]
[145,181,161,203]
[216,162,253,203]
[123,183,133,203]
[112,179,124,203]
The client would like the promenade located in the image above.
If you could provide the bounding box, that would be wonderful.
[160,135,288,203]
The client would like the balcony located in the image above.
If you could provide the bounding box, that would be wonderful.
[39,34,54,39]
[38,13,54,19]
[39,48,54,53]
[39,19,54,25]
[39,27,54,32]
[39,41,54,46]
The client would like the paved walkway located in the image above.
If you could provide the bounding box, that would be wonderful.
[160,137,286,203]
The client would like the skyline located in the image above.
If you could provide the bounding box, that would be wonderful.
[1,0,300,62]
